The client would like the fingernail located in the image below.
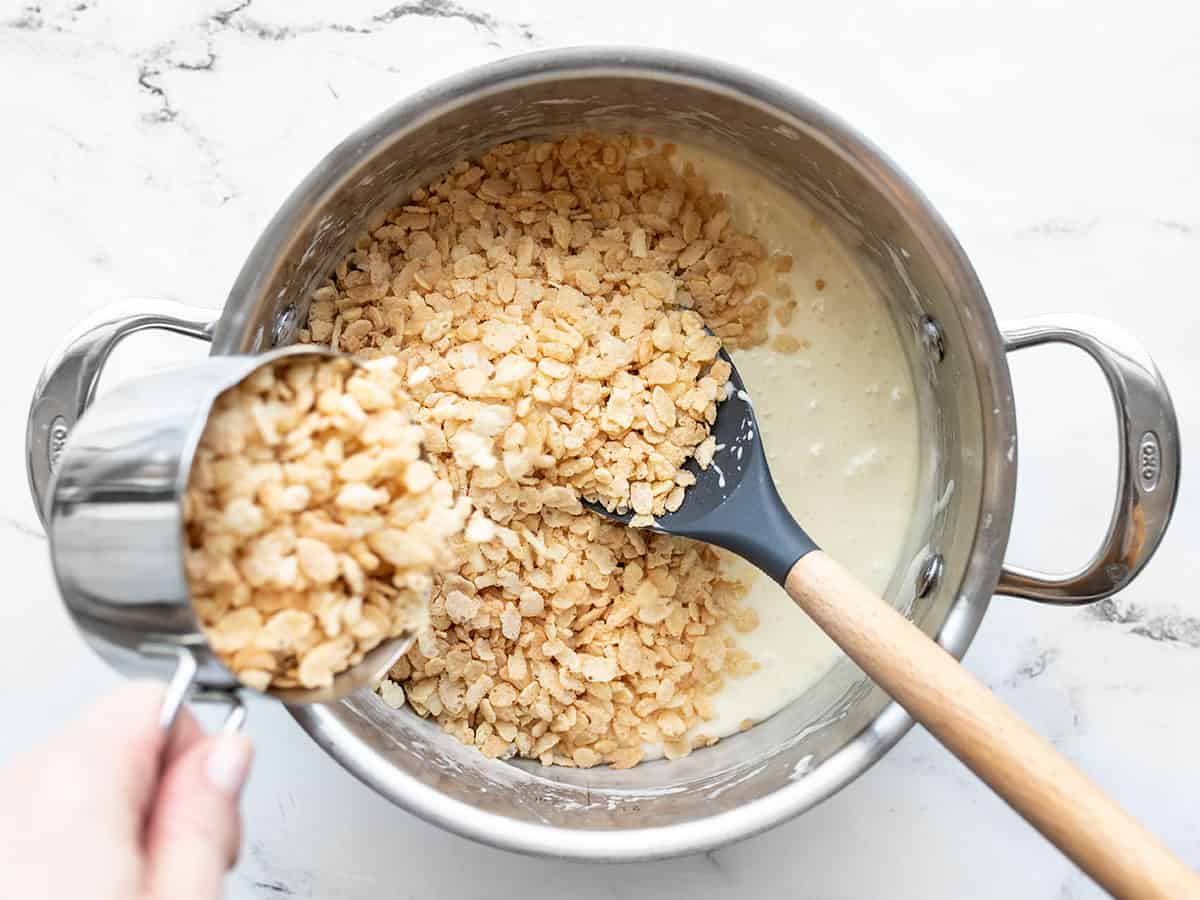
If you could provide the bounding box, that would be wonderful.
[205,734,253,795]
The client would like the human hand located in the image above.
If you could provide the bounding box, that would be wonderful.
[0,680,253,900]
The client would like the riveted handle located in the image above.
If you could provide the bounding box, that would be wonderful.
[26,299,216,525]
[997,314,1180,604]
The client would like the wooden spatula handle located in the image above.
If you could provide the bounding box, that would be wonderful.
[785,551,1200,900]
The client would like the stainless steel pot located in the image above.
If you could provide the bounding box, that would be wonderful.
[26,48,1179,861]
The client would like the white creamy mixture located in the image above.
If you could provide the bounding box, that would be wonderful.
[673,146,921,741]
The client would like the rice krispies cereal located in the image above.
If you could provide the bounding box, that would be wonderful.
[184,355,470,691]
[301,133,772,766]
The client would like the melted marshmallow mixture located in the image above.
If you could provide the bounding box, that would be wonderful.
[671,146,920,741]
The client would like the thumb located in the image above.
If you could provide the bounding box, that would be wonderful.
[143,732,254,900]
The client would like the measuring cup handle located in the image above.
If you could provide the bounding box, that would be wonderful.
[26,299,217,525]
[150,643,247,735]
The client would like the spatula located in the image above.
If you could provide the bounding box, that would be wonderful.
[585,349,1199,900]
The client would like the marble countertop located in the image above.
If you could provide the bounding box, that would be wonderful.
[2,1,1198,896]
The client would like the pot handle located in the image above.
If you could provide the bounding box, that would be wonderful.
[996,314,1180,604]
[26,299,217,525]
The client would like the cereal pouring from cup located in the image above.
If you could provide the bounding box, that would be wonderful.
[43,346,464,721]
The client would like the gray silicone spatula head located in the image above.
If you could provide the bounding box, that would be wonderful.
[582,348,816,584]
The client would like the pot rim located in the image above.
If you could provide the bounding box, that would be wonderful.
[218,46,1017,860]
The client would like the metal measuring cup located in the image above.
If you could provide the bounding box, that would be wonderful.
[41,344,418,731]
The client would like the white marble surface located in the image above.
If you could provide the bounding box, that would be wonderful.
[2,0,1198,896]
